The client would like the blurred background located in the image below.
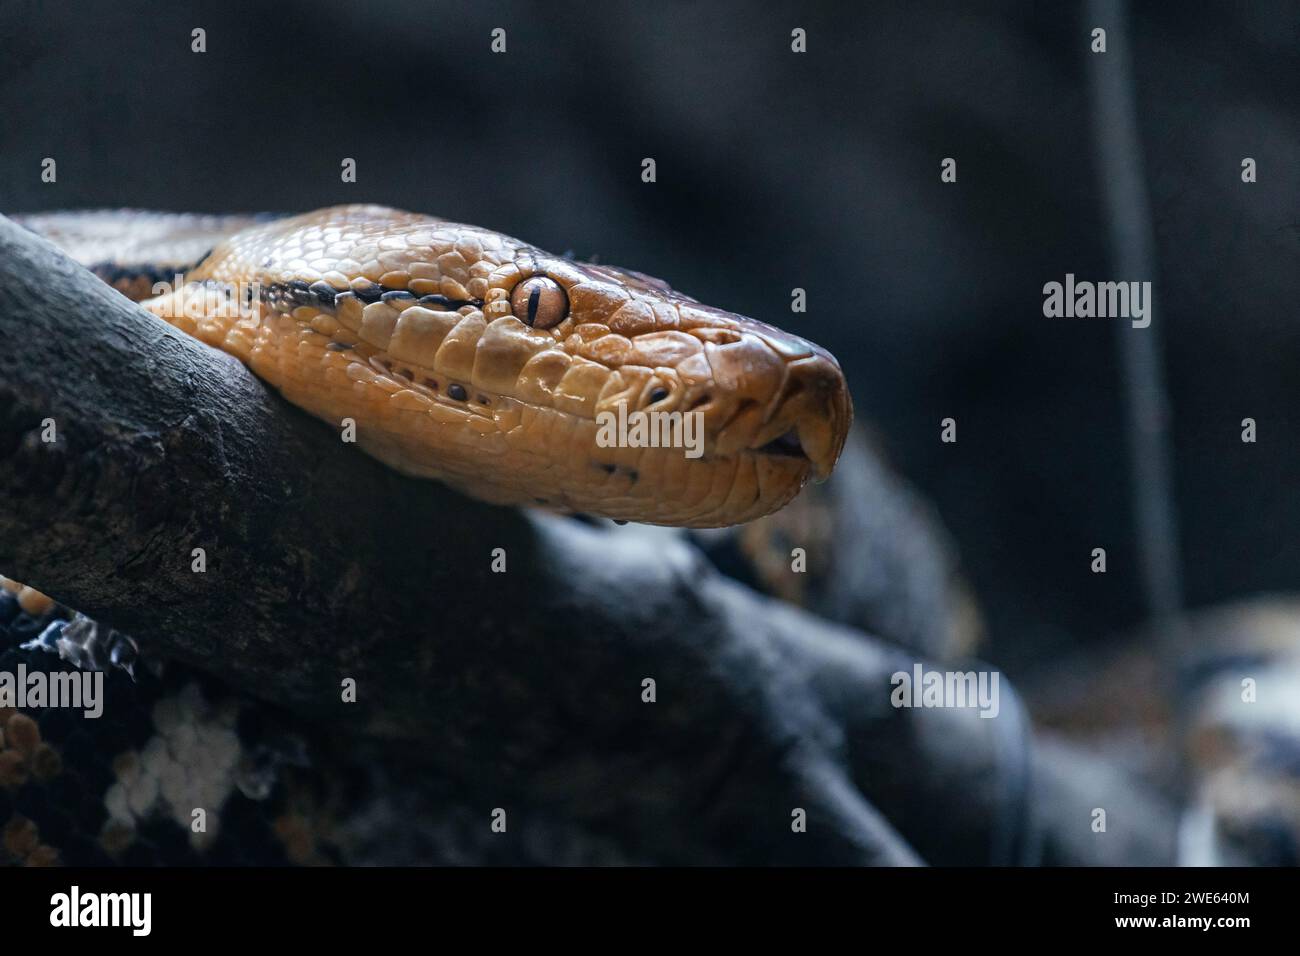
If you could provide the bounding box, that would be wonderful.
[1,0,1298,864]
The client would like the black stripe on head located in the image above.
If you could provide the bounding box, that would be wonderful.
[260,281,483,313]
[89,258,208,287]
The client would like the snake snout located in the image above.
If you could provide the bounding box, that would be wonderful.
[758,350,853,480]
[682,316,852,482]
[780,353,852,481]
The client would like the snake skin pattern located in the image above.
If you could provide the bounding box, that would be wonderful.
[18,206,852,527]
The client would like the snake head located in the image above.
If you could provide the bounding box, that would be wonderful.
[481,254,854,523]
[160,205,852,527]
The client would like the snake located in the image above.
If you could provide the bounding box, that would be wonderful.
[15,205,852,528]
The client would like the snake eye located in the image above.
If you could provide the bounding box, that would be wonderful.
[511,276,568,329]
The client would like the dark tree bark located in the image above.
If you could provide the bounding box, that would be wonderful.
[0,215,1033,864]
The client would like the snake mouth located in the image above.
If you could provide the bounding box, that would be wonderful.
[749,420,835,481]
[757,428,808,460]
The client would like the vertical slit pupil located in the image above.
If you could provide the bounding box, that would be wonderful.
[527,286,541,325]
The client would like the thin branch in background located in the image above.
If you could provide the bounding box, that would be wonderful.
[1084,0,1187,771]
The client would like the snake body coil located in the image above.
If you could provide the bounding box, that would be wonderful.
[19,206,852,527]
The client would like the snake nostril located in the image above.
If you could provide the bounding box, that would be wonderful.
[687,393,711,412]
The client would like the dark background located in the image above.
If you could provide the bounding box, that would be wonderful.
[1,0,1297,674]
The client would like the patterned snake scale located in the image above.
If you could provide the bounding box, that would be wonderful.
[17,205,852,527]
